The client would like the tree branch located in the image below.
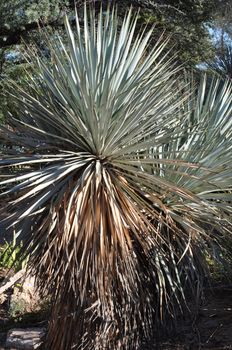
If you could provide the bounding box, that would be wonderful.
[0,0,187,48]
[0,269,26,294]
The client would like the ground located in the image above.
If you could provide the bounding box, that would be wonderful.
[0,269,232,349]
[156,285,232,350]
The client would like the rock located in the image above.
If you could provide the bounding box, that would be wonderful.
[5,328,45,349]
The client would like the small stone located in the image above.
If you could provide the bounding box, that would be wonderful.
[5,328,45,349]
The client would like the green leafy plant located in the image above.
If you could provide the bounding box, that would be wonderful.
[0,6,231,350]
[9,298,28,319]
[0,231,28,272]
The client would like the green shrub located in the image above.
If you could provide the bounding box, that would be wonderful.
[0,233,28,272]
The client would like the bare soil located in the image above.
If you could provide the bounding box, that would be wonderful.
[156,286,232,350]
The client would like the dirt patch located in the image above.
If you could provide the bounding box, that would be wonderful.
[156,286,232,350]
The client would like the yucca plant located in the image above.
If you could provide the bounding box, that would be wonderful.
[0,5,232,350]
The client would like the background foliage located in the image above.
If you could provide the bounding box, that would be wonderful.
[0,0,231,121]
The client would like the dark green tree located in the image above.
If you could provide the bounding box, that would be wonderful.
[121,0,217,65]
[0,0,70,120]
[0,1,219,62]
[206,1,232,79]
